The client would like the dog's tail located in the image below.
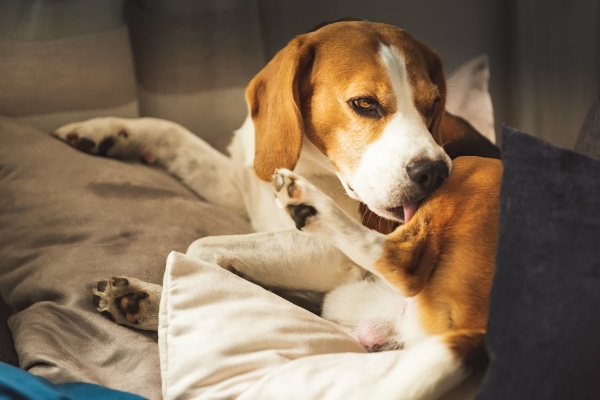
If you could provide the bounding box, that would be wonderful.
[372,329,488,400]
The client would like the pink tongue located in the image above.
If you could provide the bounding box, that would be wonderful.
[403,203,419,223]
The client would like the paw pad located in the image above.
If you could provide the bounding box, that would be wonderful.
[272,169,320,230]
[289,204,317,229]
[92,277,156,329]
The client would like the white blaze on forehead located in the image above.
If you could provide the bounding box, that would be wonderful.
[379,45,436,141]
[347,44,450,209]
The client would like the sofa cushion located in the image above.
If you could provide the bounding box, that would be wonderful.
[478,124,600,399]
[574,91,600,158]
[0,0,138,133]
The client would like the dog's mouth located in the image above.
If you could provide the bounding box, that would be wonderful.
[341,176,420,223]
[385,202,420,224]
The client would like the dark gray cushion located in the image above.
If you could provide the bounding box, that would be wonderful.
[0,117,251,398]
[478,125,600,399]
[574,91,600,158]
[0,297,17,366]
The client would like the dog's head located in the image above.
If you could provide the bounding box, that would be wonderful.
[246,20,497,222]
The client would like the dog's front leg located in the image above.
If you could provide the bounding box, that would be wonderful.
[93,229,362,331]
[272,169,390,282]
[186,229,366,293]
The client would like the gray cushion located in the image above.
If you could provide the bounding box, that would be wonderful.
[574,91,600,158]
[0,117,251,398]
[478,125,600,399]
[0,296,17,366]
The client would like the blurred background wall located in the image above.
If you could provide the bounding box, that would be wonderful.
[0,0,598,149]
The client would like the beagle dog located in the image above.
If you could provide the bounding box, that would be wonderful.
[270,155,501,398]
[52,19,500,399]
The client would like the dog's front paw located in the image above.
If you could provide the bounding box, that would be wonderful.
[272,169,322,230]
[93,277,161,331]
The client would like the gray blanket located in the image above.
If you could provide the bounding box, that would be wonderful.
[0,117,251,399]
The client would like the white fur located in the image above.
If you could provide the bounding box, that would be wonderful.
[322,280,427,350]
[344,45,452,219]
[372,335,471,400]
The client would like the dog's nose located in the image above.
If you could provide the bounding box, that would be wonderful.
[406,159,449,194]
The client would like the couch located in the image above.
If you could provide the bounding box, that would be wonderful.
[1,3,599,399]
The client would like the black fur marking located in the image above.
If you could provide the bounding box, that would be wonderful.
[288,204,317,230]
[98,136,116,156]
[124,295,140,314]
[77,138,96,153]
[96,280,108,292]
[93,294,101,309]
[100,310,116,322]
[113,277,129,287]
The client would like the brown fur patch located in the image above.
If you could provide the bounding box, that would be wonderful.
[375,157,501,334]
[445,329,489,372]
[66,132,79,142]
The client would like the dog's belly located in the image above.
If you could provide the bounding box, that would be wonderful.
[323,279,428,351]
[356,317,402,352]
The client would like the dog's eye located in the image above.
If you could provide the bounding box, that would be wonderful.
[354,98,376,110]
[426,97,441,119]
[350,97,380,117]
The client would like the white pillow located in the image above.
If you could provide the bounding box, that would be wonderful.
[446,54,496,144]
[159,251,366,399]
[159,253,482,400]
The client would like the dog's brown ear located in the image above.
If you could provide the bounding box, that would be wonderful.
[413,41,448,145]
[377,219,436,297]
[246,37,313,181]
[415,39,501,159]
[439,111,501,159]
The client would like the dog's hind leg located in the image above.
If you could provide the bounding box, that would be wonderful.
[367,329,487,400]
[92,229,365,331]
[51,116,247,218]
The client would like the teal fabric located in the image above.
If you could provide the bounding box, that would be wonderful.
[0,362,145,400]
